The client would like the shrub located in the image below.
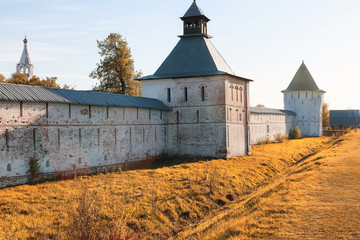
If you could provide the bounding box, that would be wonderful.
[274,133,288,143]
[289,126,302,139]
[259,136,271,145]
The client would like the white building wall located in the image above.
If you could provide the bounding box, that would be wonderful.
[0,101,167,188]
[142,76,230,158]
[283,91,323,136]
[249,113,296,145]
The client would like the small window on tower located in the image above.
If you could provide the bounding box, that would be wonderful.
[201,86,205,101]
[167,88,171,102]
[184,87,188,102]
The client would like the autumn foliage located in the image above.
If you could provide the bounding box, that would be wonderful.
[0,73,61,88]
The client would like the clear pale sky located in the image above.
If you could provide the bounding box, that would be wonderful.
[0,0,359,110]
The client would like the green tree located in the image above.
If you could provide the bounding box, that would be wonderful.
[322,102,330,129]
[90,33,142,96]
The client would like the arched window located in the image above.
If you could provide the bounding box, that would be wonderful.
[235,86,239,102]
[230,85,234,101]
[184,87,188,102]
[240,87,243,103]
[7,164,11,171]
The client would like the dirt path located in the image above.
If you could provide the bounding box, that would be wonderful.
[182,131,360,239]
[276,131,360,239]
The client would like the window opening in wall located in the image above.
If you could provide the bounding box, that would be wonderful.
[196,110,200,123]
[201,86,205,101]
[267,125,270,134]
[143,127,145,143]
[235,86,239,102]
[97,128,100,146]
[236,109,239,122]
[227,108,229,121]
[114,128,117,146]
[229,108,232,122]
[230,85,234,101]
[137,108,139,119]
[227,125,230,148]
[298,92,300,98]
[20,102,23,117]
[33,128,36,150]
[306,92,308,98]
[57,129,60,151]
[160,110,163,120]
[184,87,188,102]
[106,107,109,119]
[46,160,50,168]
[240,87,243,103]
[176,111,179,124]
[46,103,49,118]
[79,129,82,147]
[149,109,151,119]
[5,129,9,150]
[240,113,242,121]
[7,164,11,171]
[89,105,92,118]
[68,104,71,118]
[155,127,157,142]
[167,88,171,102]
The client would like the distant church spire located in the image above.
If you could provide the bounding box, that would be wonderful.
[16,36,34,79]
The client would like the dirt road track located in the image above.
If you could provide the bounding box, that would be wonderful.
[264,131,360,239]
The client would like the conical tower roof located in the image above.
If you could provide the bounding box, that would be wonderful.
[283,61,324,92]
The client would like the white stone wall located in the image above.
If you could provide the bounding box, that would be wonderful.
[0,101,167,188]
[283,91,323,136]
[249,112,296,144]
[142,76,231,158]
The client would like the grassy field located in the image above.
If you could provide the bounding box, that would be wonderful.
[0,136,334,239]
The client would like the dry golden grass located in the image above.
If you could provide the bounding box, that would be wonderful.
[0,137,332,239]
[179,130,360,240]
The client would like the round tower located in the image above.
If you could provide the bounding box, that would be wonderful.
[16,36,34,79]
[282,61,325,137]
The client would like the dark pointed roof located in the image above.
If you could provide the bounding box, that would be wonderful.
[18,36,32,66]
[181,1,208,20]
[283,61,324,92]
[139,36,237,80]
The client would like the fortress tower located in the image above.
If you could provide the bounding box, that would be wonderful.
[140,0,252,157]
[16,37,34,79]
[282,61,325,136]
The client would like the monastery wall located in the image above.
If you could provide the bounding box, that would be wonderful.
[249,111,296,144]
[0,101,167,188]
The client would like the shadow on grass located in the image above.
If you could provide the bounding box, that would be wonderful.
[149,155,214,169]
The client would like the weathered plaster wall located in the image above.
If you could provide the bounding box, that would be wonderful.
[142,76,230,158]
[249,112,296,144]
[0,101,167,188]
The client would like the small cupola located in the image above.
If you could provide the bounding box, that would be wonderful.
[180,0,211,38]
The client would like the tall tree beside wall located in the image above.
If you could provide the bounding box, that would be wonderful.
[322,102,330,129]
[0,74,5,82]
[90,33,142,96]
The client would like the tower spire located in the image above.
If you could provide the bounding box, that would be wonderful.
[16,36,34,79]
